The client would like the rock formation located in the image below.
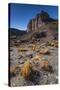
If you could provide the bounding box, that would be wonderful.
[27,11,50,32]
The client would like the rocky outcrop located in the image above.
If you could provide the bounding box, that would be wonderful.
[27,10,56,32]
[27,11,49,31]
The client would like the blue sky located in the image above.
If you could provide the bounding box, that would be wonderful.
[9,3,58,31]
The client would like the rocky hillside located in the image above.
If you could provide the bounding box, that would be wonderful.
[20,21,58,42]
[9,11,58,45]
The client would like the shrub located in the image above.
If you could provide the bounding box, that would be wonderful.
[10,64,20,77]
[41,60,53,73]
[41,60,49,69]
[31,44,36,51]
[31,54,43,61]
[46,40,58,48]
[20,61,32,79]
[20,60,40,84]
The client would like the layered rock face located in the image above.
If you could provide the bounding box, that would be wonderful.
[27,11,58,41]
[27,11,49,32]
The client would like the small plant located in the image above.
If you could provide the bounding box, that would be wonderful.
[18,47,27,52]
[20,60,40,84]
[50,40,58,48]
[46,41,51,46]
[41,60,53,73]
[20,61,32,79]
[31,54,43,61]
[46,40,58,48]
[10,64,20,77]
[54,40,58,48]
[41,60,49,69]
[31,44,36,51]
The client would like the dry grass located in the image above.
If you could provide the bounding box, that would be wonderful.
[31,54,43,61]
[46,40,58,48]
[10,64,20,77]
[20,61,32,79]
[54,41,58,47]
[29,44,36,51]
[18,47,27,52]
[20,60,41,83]
[41,60,49,69]
[41,60,53,72]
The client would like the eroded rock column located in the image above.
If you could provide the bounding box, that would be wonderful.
[27,20,32,32]
[32,19,35,31]
[35,17,38,30]
[37,16,43,28]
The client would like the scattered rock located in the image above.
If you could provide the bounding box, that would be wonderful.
[10,40,58,86]
[18,60,24,64]
[39,48,50,55]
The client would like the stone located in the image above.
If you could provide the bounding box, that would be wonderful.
[39,48,50,55]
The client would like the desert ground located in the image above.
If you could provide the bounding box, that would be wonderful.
[9,40,58,86]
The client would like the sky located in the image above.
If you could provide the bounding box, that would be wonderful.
[9,3,58,31]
